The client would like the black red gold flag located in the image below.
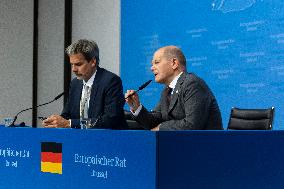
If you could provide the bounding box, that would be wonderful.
[41,142,62,174]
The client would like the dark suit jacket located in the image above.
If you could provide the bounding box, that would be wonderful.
[61,67,127,129]
[134,72,223,130]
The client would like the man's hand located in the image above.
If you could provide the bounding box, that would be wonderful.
[43,115,70,128]
[151,124,160,131]
[125,90,141,112]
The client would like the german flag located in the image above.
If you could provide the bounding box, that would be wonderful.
[41,142,62,174]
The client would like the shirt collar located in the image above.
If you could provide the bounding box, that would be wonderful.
[169,72,183,89]
[83,70,97,87]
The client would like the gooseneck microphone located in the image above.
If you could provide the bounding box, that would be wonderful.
[125,80,152,99]
[10,92,65,127]
[138,80,152,91]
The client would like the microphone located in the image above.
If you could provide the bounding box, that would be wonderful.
[54,92,65,101]
[125,80,152,99]
[10,92,65,127]
[138,80,152,91]
[91,80,152,128]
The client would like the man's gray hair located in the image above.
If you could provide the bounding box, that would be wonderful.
[65,39,100,65]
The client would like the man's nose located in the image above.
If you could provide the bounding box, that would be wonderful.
[72,65,77,72]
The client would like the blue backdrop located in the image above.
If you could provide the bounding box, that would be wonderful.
[121,0,284,129]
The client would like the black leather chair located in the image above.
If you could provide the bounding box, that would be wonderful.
[124,110,145,130]
[227,107,274,130]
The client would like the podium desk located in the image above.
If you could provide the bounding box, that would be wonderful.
[0,128,284,189]
[158,131,284,189]
[0,127,156,189]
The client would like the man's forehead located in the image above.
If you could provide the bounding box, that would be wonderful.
[152,50,164,61]
[152,56,161,61]
[70,53,86,61]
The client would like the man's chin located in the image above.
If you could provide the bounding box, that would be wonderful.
[154,77,161,83]
[76,76,83,80]
[154,77,164,84]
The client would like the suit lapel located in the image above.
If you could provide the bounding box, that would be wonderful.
[161,87,170,120]
[88,67,102,116]
[168,72,186,113]
[74,80,84,115]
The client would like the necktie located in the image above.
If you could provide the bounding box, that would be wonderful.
[165,87,172,107]
[80,85,91,119]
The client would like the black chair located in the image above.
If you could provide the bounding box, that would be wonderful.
[124,110,145,130]
[227,107,275,130]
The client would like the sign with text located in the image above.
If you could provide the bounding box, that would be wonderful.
[0,127,156,189]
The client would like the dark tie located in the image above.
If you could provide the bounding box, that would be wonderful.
[165,87,172,107]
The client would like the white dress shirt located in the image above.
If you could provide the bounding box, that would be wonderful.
[81,70,97,111]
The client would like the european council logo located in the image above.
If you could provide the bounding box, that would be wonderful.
[41,142,62,174]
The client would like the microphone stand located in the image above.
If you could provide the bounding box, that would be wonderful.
[9,92,65,127]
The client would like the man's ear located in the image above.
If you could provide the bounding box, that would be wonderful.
[172,58,179,70]
[91,58,97,67]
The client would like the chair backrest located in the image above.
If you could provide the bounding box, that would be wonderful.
[124,110,145,130]
[227,107,275,130]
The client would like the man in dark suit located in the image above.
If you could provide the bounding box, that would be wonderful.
[125,46,223,130]
[43,39,127,129]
